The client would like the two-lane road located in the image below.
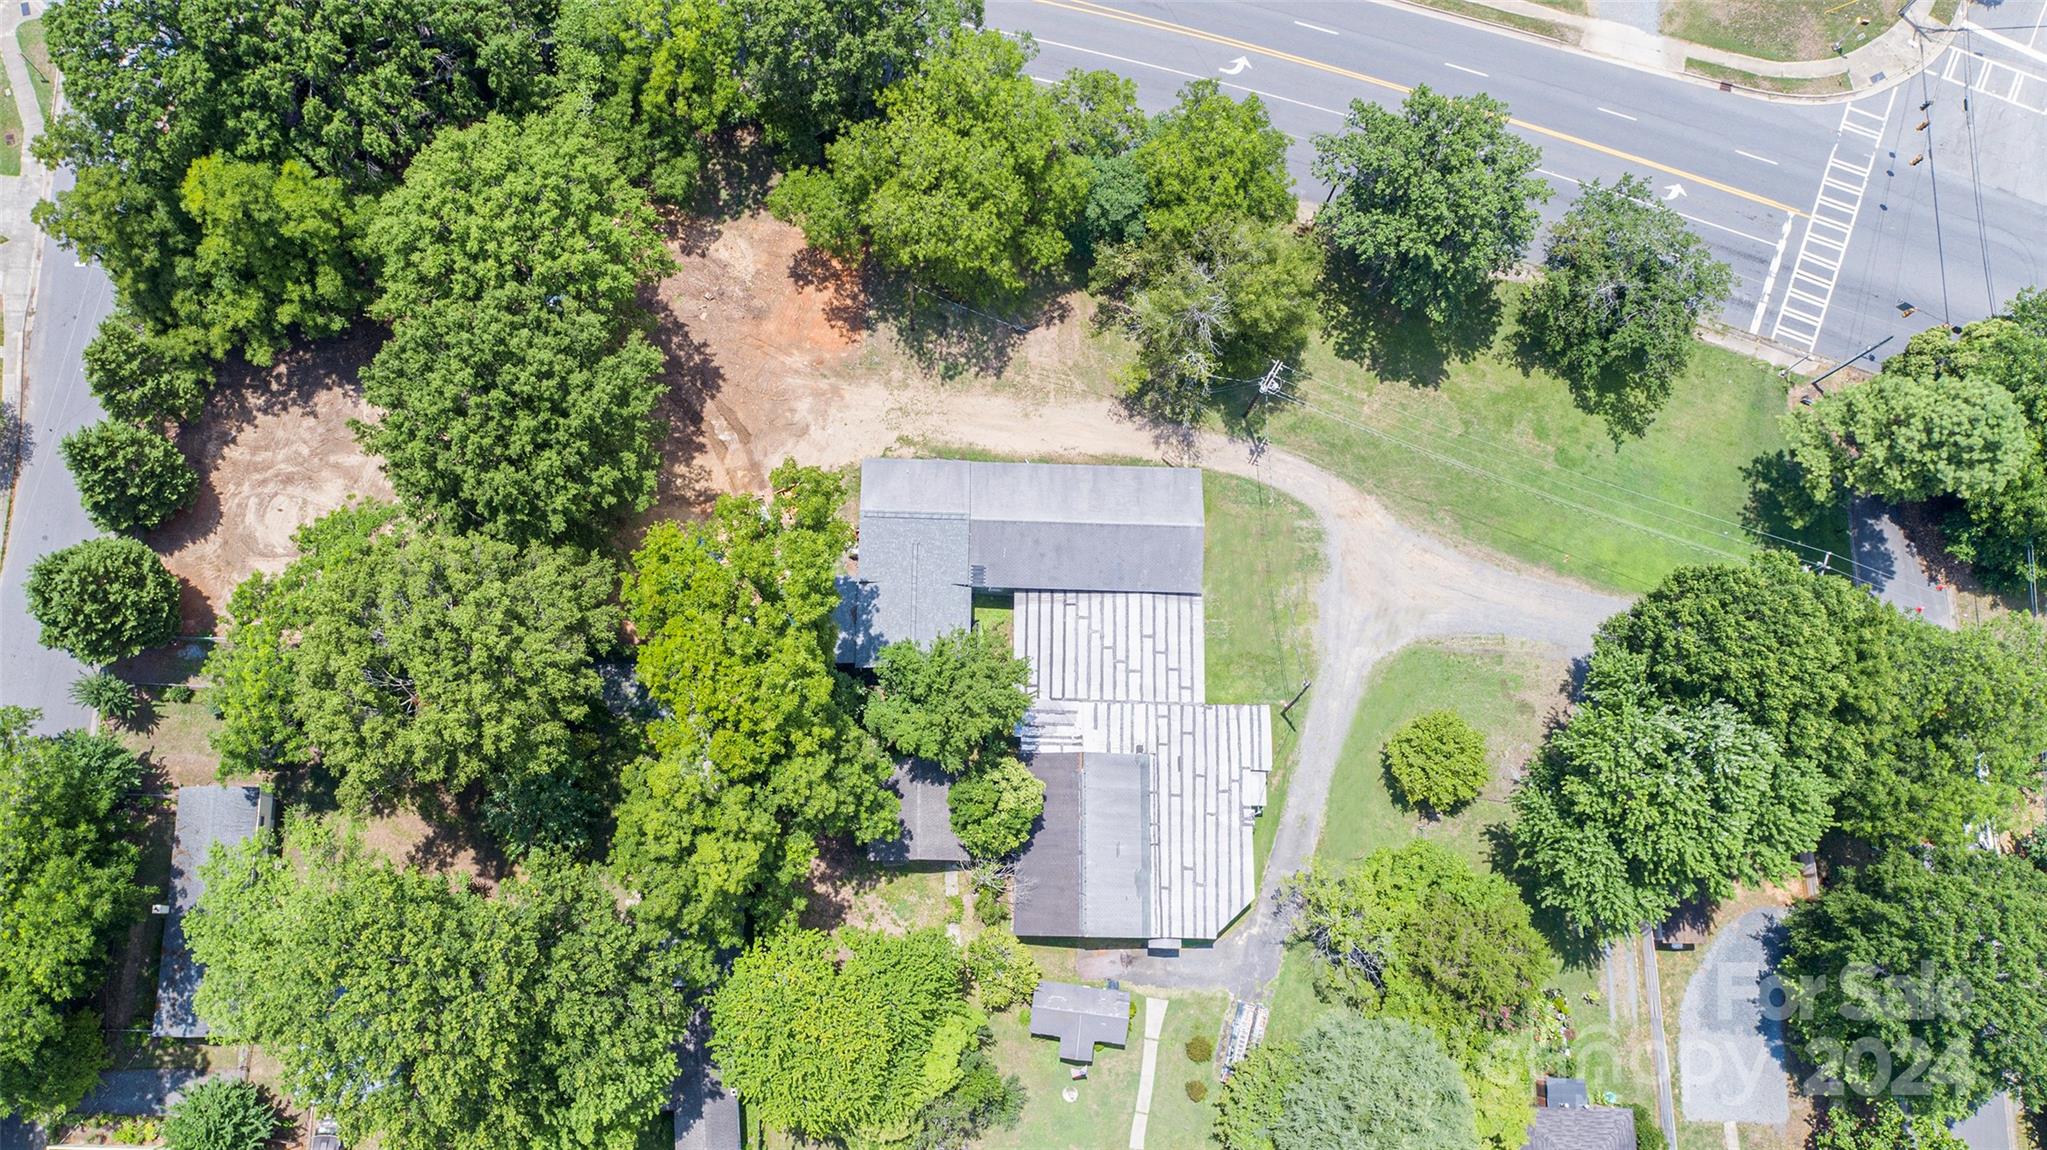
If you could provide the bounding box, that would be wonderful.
[993,0,2047,364]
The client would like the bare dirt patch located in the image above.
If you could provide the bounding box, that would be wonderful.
[354,808,506,891]
[150,329,392,634]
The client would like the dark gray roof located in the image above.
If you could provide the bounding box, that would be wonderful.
[76,1069,242,1116]
[154,785,272,1039]
[0,1116,39,1150]
[1547,1078,1591,1108]
[838,459,1204,665]
[1012,753,1151,940]
[672,1042,740,1150]
[1029,981,1131,1063]
[1951,1092,2019,1150]
[1524,1106,1636,1150]
[869,760,968,864]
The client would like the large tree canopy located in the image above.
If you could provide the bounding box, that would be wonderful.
[736,0,983,155]
[1313,85,1547,327]
[61,420,200,533]
[0,710,141,1122]
[1780,848,2047,1122]
[1214,1013,1482,1150]
[357,110,673,541]
[769,29,1088,302]
[24,536,183,665]
[555,0,745,201]
[710,928,989,1146]
[205,504,621,854]
[1522,173,1733,440]
[1511,650,1830,938]
[1128,80,1295,253]
[866,626,1030,774]
[188,825,684,1150]
[614,463,897,981]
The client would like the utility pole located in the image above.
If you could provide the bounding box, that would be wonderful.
[1806,335,1894,395]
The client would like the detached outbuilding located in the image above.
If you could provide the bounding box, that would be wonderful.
[1029,981,1131,1064]
[153,784,275,1039]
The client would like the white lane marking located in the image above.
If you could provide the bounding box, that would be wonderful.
[1961,18,2047,68]
[1294,19,1339,34]
[1771,89,1893,351]
[1735,149,1779,165]
[1598,106,1638,121]
[1538,167,1774,246]
[1444,61,1490,77]
[1937,46,2047,115]
[1028,36,1346,116]
[1536,167,1581,184]
[1749,214,1797,334]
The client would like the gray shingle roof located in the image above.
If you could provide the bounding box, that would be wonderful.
[1012,752,1152,940]
[837,459,1204,665]
[1524,1106,1637,1150]
[1029,981,1131,1063]
[154,785,271,1039]
[868,760,969,864]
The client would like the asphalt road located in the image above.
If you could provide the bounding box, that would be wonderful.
[0,166,118,735]
[990,0,2047,367]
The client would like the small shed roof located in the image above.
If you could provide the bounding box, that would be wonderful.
[869,760,969,865]
[1029,981,1131,1063]
[154,785,272,1039]
[1524,1106,1636,1150]
[1546,1078,1592,1108]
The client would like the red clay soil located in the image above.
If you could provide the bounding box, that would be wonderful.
[149,329,393,635]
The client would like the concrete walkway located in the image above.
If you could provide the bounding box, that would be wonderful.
[1127,996,1168,1150]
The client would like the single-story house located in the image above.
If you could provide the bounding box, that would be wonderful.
[1524,1078,1636,1150]
[840,459,1273,948]
[153,785,275,1039]
[1029,981,1131,1064]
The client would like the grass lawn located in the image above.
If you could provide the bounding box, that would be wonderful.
[115,687,226,783]
[981,988,1229,1150]
[1414,0,1581,43]
[973,590,1015,640]
[1267,289,1848,595]
[1662,0,1905,61]
[0,72,21,177]
[16,18,52,124]
[1315,640,1563,870]
[1685,57,1851,93]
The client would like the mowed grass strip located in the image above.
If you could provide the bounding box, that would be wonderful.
[16,18,52,124]
[1662,0,1904,61]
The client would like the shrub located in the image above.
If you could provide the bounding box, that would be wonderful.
[974,885,1010,925]
[1630,1104,1661,1147]
[111,1117,161,1144]
[161,684,197,705]
[1186,1034,1215,1063]
[1185,1079,1209,1102]
[1382,709,1490,813]
[69,672,140,722]
[965,931,1041,1012]
[162,1077,278,1150]
[60,420,199,532]
[25,537,182,664]
[949,756,1046,860]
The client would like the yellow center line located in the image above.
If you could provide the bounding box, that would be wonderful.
[1031,0,1806,217]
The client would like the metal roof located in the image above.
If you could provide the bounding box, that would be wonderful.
[1014,591,1203,704]
[1013,753,1084,938]
[1524,1107,1637,1150]
[1029,981,1131,1063]
[154,785,271,1039]
[838,459,1204,666]
[868,760,969,865]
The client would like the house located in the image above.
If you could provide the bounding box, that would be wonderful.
[671,1037,741,1150]
[840,459,1273,948]
[1951,1092,2020,1150]
[153,785,275,1039]
[1029,981,1131,1064]
[1524,1078,1636,1150]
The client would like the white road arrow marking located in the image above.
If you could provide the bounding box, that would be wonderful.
[1663,182,1688,201]
[1219,55,1252,75]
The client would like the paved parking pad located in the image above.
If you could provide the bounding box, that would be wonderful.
[1678,908,1792,1126]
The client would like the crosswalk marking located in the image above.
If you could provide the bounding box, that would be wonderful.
[1770,90,1894,352]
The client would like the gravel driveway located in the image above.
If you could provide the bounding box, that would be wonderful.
[1678,908,1793,1125]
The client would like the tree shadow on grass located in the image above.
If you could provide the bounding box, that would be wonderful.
[1317,261,1503,389]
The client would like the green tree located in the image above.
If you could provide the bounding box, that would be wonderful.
[1382,710,1490,813]
[162,1078,279,1150]
[866,627,1030,773]
[614,463,897,983]
[555,0,744,200]
[1128,80,1295,253]
[25,536,182,664]
[963,930,1041,1011]
[82,315,212,426]
[1216,1013,1481,1150]
[1313,86,1548,326]
[188,825,683,1150]
[948,757,1045,861]
[734,0,983,154]
[906,1049,1024,1150]
[203,504,620,853]
[1780,848,2047,1122]
[1783,370,2032,508]
[709,928,985,1146]
[60,420,199,532]
[357,110,672,542]
[0,709,141,1122]
[1522,174,1733,440]
[1512,647,1830,938]
[1812,1100,1963,1150]
[769,30,1088,302]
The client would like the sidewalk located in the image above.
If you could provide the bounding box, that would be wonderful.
[1,0,48,446]
[1409,0,1963,98]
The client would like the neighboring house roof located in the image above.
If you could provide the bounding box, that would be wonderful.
[1951,1092,2020,1150]
[0,1115,36,1150]
[672,1040,741,1150]
[1546,1078,1592,1108]
[868,760,969,865]
[154,785,273,1039]
[1014,590,1203,704]
[1524,1105,1637,1150]
[1013,752,1152,940]
[1030,981,1132,1063]
[835,459,1204,665]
